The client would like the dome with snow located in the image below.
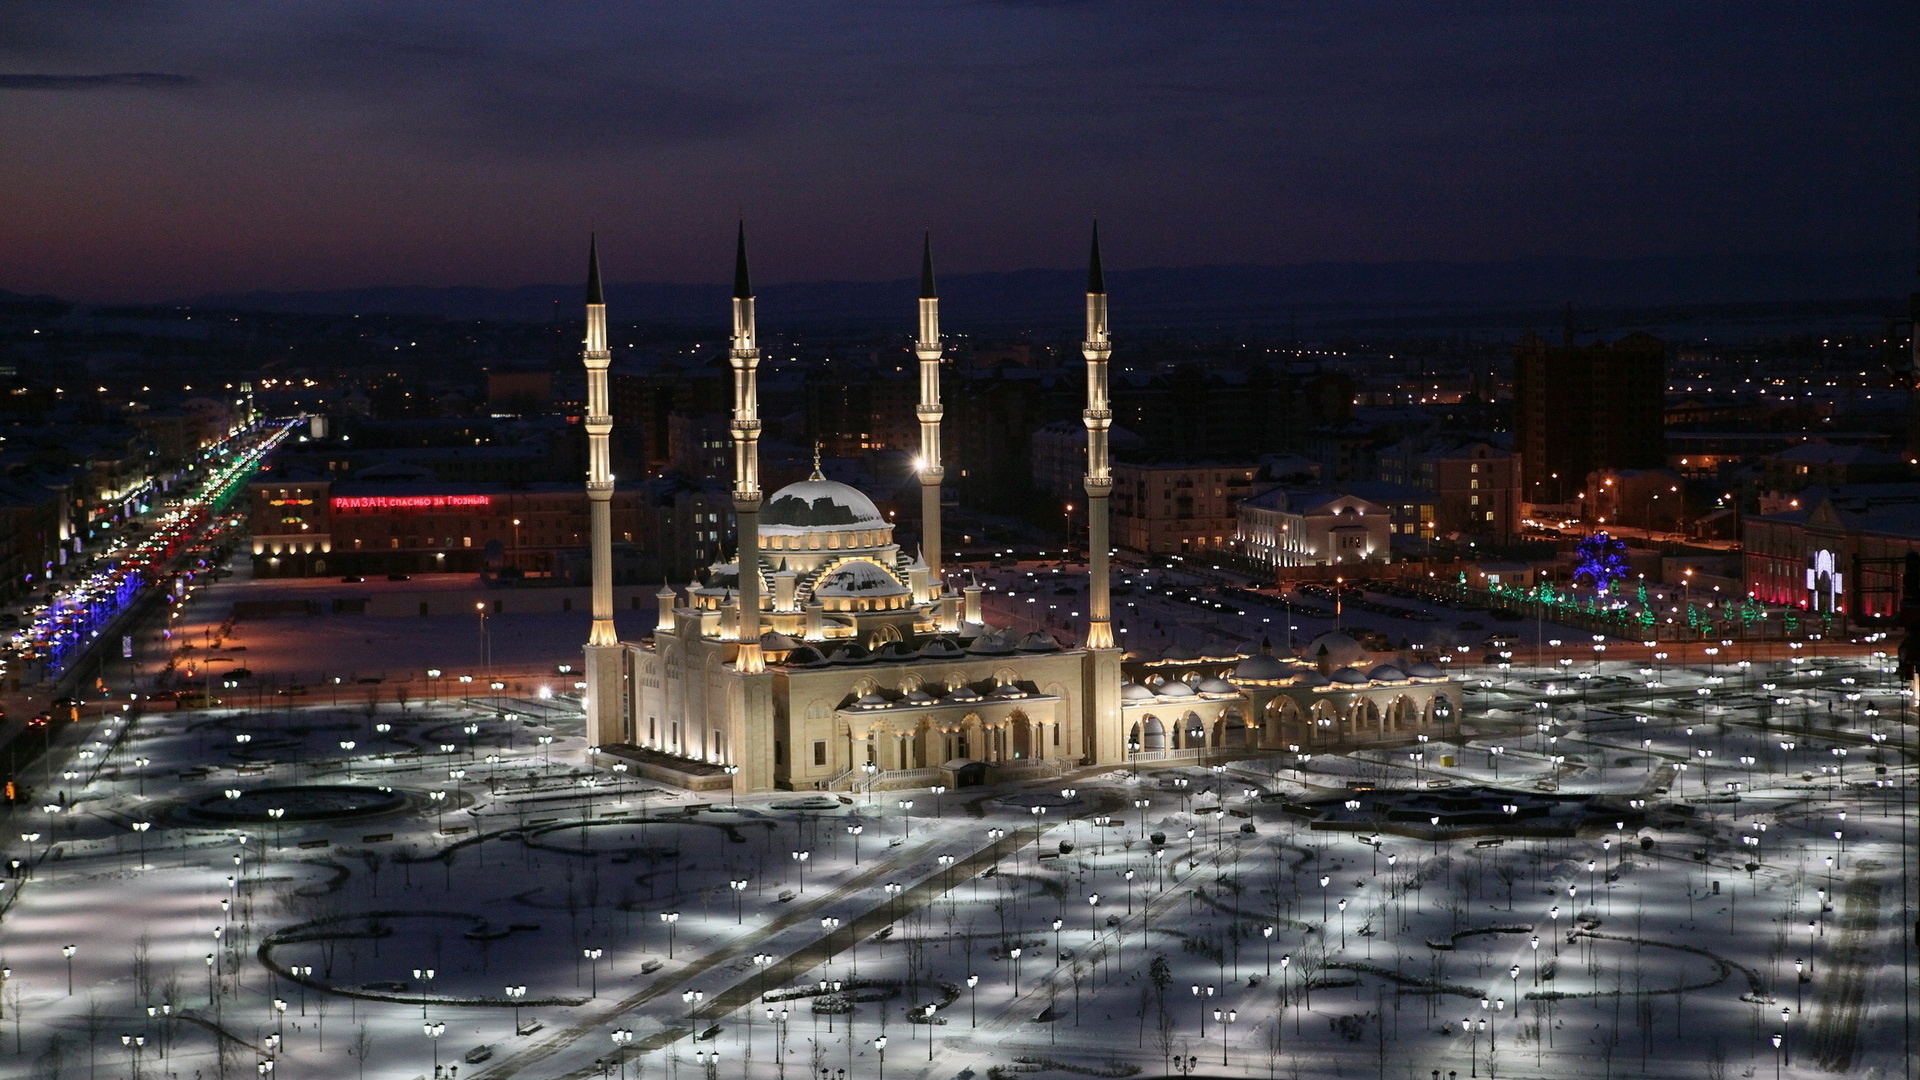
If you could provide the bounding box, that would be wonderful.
[1304,631,1372,671]
[1233,654,1294,683]
[762,478,886,531]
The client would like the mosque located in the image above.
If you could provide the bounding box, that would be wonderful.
[578,229,1460,793]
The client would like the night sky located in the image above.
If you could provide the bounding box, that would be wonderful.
[5,2,1916,302]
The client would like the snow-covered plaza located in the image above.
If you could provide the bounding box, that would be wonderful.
[1,641,1913,1080]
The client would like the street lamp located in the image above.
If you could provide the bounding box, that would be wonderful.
[62,944,76,995]
[1212,1007,1236,1065]
[1191,983,1215,1036]
[966,974,980,1027]
[847,824,864,866]
[792,849,810,892]
[424,1020,446,1073]
[505,985,527,1033]
[583,948,604,996]
[611,1028,635,1080]
[660,911,680,959]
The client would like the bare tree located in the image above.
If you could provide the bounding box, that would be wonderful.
[349,1025,373,1080]
[131,933,153,1008]
[1262,1019,1284,1079]
[1153,1006,1177,1074]
[1493,864,1522,911]
[81,994,105,1080]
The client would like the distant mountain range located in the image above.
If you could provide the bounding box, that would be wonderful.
[177,249,1914,335]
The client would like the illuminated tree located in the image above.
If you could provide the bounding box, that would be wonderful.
[1572,531,1630,595]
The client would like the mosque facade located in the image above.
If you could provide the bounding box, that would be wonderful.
[579,230,1459,793]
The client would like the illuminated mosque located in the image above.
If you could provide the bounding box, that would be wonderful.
[578,228,1460,792]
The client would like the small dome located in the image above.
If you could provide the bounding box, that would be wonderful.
[1296,669,1332,687]
[783,645,828,667]
[1160,643,1201,662]
[853,692,891,709]
[946,686,983,702]
[1330,666,1369,685]
[1120,681,1156,702]
[988,683,1029,699]
[1366,664,1407,683]
[966,631,1015,655]
[918,637,964,659]
[1015,631,1062,652]
[760,630,799,651]
[1406,662,1445,679]
[1233,654,1293,682]
[1193,676,1238,695]
[1304,631,1372,671]
[873,640,917,661]
[902,688,938,705]
[1155,680,1197,697]
[813,560,908,598]
[828,643,873,665]
[762,479,885,530]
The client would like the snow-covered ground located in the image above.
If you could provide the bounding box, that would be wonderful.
[0,593,1913,1080]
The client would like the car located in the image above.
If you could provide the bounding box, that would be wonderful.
[1456,620,1484,631]
[340,575,365,583]
[387,573,411,581]
[27,713,50,727]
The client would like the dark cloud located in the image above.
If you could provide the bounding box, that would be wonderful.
[0,72,198,90]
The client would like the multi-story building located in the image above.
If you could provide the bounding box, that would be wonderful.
[1235,487,1393,568]
[1111,459,1261,555]
[1513,332,1666,505]
[245,474,735,582]
[1760,442,1909,495]
[1030,420,1143,503]
[805,368,917,455]
[1413,442,1522,538]
[1743,483,1920,619]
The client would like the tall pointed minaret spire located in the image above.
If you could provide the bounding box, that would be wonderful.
[733,220,753,300]
[914,232,948,619]
[1081,220,1115,651]
[1087,219,1105,295]
[586,233,605,305]
[728,222,766,674]
[580,234,622,747]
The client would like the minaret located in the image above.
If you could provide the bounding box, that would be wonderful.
[914,233,947,614]
[581,236,623,745]
[1081,222,1116,650]
[729,224,767,673]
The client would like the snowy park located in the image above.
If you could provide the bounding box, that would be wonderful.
[0,638,1913,1080]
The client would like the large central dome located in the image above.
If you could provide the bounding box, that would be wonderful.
[762,478,885,531]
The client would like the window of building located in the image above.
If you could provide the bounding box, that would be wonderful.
[813,741,827,766]
[1470,479,1479,490]
[1470,495,1480,506]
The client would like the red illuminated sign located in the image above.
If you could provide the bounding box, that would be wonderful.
[331,495,493,511]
